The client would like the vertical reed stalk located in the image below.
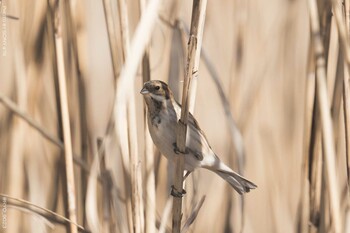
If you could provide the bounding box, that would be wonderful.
[139,1,156,232]
[172,34,195,233]
[54,2,78,232]
[113,0,162,232]
[102,0,133,230]
[187,0,207,112]
[142,55,156,233]
[102,0,120,82]
[329,2,350,191]
[343,0,350,186]
[172,1,207,232]
[343,57,350,185]
[117,0,145,231]
[7,40,27,233]
[298,44,316,233]
[308,0,342,231]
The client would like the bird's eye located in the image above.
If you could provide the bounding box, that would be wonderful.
[155,86,160,90]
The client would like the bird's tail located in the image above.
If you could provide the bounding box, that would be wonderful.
[214,168,257,194]
[205,160,258,194]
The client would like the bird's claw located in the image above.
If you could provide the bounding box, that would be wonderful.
[173,143,189,155]
[173,143,181,154]
[171,185,186,198]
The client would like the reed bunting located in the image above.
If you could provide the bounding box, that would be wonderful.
[141,80,257,194]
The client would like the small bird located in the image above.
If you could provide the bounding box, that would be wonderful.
[141,80,257,194]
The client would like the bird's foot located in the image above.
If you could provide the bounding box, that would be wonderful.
[173,143,181,154]
[171,185,186,198]
[173,143,189,155]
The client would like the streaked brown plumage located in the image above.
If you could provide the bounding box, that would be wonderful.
[141,80,257,194]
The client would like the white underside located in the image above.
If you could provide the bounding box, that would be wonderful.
[147,99,219,171]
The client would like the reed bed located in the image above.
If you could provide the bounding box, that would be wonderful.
[1,0,350,232]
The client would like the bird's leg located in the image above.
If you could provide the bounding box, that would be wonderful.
[171,185,187,198]
[172,142,189,155]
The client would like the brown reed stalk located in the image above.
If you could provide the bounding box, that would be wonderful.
[187,0,207,112]
[172,1,207,232]
[172,33,197,233]
[308,0,342,231]
[172,32,195,233]
[0,93,63,148]
[330,0,350,179]
[344,0,350,187]
[181,196,205,233]
[54,2,78,232]
[7,37,27,233]
[139,0,156,232]
[343,60,350,187]
[332,45,345,129]
[117,0,145,231]
[128,79,145,233]
[102,0,121,82]
[117,0,130,61]
[346,0,350,31]
[0,93,89,171]
[159,197,173,233]
[113,1,162,233]
[85,139,104,232]
[297,43,316,233]
[97,138,114,233]
[0,193,85,231]
[141,43,156,233]
[61,0,89,227]
[101,0,134,230]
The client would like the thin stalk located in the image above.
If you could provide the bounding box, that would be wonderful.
[172,33,195,233]
[0,193,85,231]
[180,196,205,233]
[330,2,350,179]
[0,93,63,148]
[98,138,114,233]
[343,59,350,186]
[117,0,144,231]
[159,197,173,233]
[7,33,27,233]
[102,0,120,83]
[0,93,89,171]
[343,0,350,188]
[113,0,163,175]
[117,0,130,61]
[308,0,342,231]
[102,0,133,230]
[297,43,315,233]
[139,1,156,232]
[188,0,207,112]
[62,0,89,227]
[54,2,78,231]
[172,1,207,232]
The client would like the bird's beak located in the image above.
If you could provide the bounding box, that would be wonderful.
[140,87,149,95]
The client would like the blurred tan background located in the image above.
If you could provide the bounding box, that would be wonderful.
[1,0,347,232]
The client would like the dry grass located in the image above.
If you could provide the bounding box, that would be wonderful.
[1,0,350,232]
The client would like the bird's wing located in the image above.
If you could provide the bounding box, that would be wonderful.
[186,112,213,161]
[173,100,213,161]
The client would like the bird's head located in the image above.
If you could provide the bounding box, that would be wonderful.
[140,80,171,101]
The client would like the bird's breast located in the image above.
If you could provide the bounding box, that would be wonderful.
[147,110,177,160]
